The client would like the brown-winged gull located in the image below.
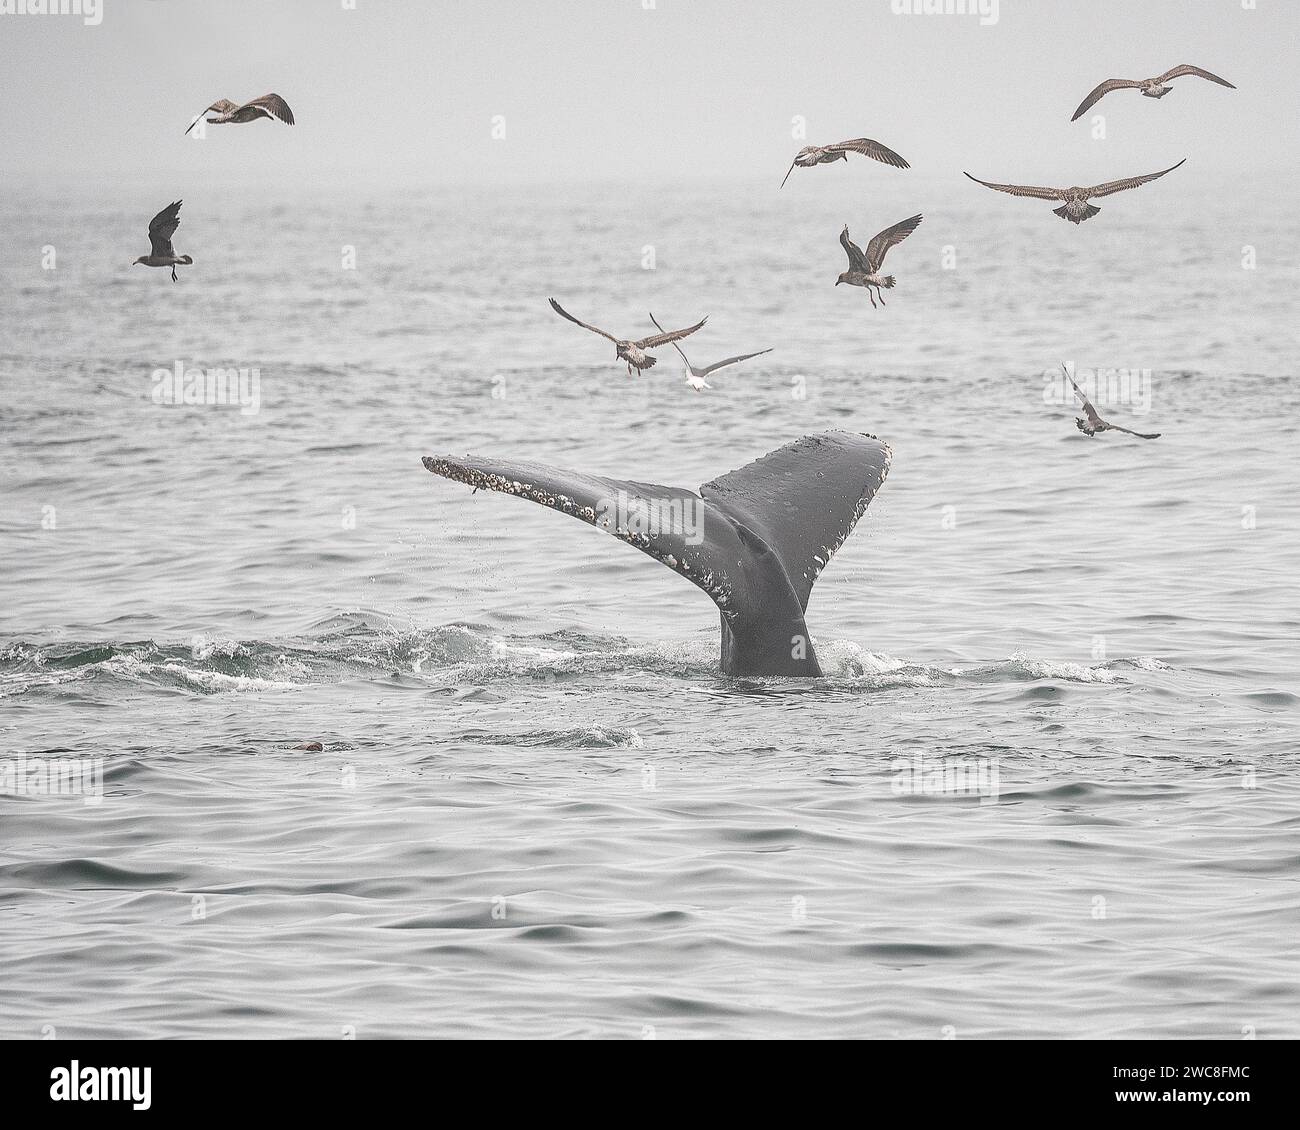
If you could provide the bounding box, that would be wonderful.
[1070,65,1234,122]
[963,160,1186,224]
[132,200,192,282]
[184,93,295,135]
[548,299,706,375]
[1063,365,1161,440]
[780,138,909,189]
[836,214,923,308]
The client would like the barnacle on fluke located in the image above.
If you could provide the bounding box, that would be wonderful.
[422,431,891,677]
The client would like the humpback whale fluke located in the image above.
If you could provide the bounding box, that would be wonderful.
[423,431,892,677]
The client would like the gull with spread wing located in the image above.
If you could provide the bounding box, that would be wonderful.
[1063,365,1161,440]
[549,299,706,375]
[132,200,192,282]
[780,137,909,189]
[836,214,923,308]
[1070,65,1234,122]
[963,159,1185,224]
[647,313,772,392]
[184,93,295,135]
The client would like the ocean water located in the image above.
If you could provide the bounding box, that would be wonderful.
[1,181,1298,1039]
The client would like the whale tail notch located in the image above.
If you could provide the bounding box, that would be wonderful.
[422,431,892,677]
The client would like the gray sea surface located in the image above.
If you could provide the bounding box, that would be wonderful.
[1,181,1297,1037]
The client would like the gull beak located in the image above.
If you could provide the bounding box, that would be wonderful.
[835,278,841,286]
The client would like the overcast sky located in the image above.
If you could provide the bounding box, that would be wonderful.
[1,0,1296,191]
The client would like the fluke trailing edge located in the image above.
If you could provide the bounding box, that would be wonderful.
[423,431,892,677]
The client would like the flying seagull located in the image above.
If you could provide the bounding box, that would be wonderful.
[184,93,295,135]
[1062,365,1160,440]
[647,313,772,392]
[548,299,706,375]
[133,200,192,282]
[963,159,1185,224]
[780,137,909,189]
[836,214,923,308]
[1070,65,1235,122]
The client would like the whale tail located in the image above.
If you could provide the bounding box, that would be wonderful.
[422,431,892,677]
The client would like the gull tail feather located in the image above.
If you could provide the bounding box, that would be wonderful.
[1054,202,1101,223]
